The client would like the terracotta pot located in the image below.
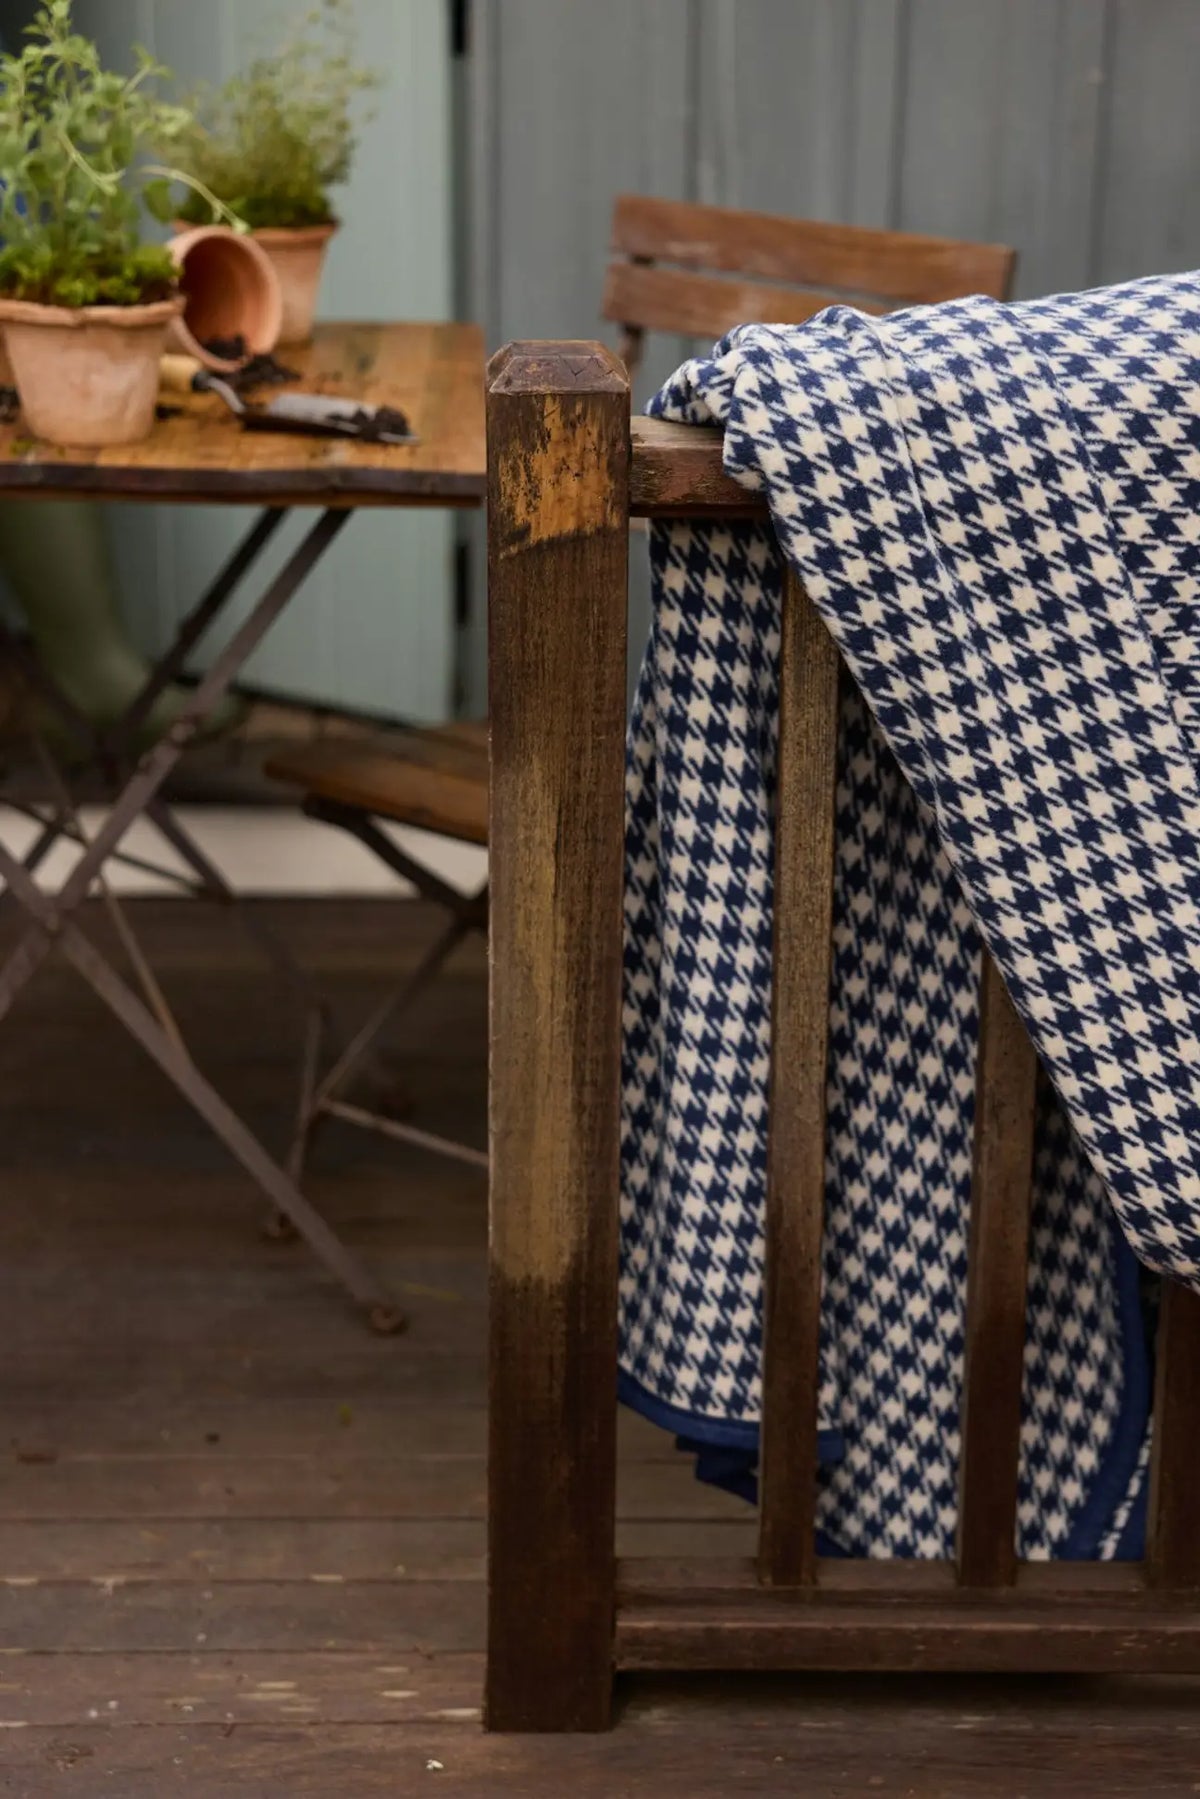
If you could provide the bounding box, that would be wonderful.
[251,222,339,346]
[0,295,185,448]
[167,227,283,371]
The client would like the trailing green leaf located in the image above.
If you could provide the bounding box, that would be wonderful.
[0,0,217,308]
[174,0,378,232]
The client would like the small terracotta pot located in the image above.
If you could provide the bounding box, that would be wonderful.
[0,295,185,448]
[167,227,283,371]
[251,222,339,346]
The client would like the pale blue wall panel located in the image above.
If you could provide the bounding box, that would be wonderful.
[74,0,455,722]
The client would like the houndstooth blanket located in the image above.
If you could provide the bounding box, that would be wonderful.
[620,270,1200,1558]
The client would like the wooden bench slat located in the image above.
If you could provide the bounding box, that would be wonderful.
[266,726,488,844]
[1148,1277,1200,1588]
[757,567,840,1588]
[609,193,1016,306]
[955,955,1039,1588]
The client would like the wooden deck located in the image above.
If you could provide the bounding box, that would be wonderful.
[2,897,1199,1794]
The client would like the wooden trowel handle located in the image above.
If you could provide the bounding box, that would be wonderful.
[159,353,203,395]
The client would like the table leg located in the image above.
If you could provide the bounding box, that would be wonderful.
[31,733,184,1051]
[0,508,351,1023]
[0,508,408,1324]
[0,504,295,912]
[104,507,289,759]
[0,832,404,1331]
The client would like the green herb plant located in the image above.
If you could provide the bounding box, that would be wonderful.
[176,0,379,233]
[0,0,238,310]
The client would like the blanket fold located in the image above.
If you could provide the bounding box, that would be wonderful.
[620,271,1200,1558]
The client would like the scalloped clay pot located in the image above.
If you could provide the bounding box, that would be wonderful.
[250,222,339,346]
[167,227,283,372]
[0,294,185,448]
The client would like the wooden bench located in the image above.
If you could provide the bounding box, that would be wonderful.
[484,342,1200,1733]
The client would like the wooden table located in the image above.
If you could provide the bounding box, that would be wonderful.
[0,321,485,506]
[0,322,485,1329]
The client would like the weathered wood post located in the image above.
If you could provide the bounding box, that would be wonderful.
[485,341,631,1730]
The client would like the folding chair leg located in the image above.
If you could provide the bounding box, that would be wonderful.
[313,912,470,1116]
[267,1002,330,1241]
[273,905,482,1200]
[289,1002,328,1187]
[145,796,317,1009]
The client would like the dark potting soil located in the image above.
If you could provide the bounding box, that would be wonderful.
[335,403,413,442]
[201,337,301,392]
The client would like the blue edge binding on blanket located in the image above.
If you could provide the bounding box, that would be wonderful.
[619,1217,1150,1559]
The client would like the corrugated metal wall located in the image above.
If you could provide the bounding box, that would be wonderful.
[463,0,1200,706]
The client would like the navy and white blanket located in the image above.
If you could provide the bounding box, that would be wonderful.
[619,270,1200,1559]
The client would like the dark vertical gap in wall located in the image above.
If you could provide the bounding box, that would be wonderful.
[1085,0,1116,287]
[450,0,486,716]
[683,0,703,205]
[986,0,1010,239]
[843,0,861,225]
[886,0,912,228]
[450,0,471,324]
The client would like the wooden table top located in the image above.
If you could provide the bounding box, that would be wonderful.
[0,322,486,509]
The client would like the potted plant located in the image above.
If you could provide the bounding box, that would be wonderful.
[0,1,263,447]
[174,0,378,347]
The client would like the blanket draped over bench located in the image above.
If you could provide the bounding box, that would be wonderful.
[620,270,1200,1558]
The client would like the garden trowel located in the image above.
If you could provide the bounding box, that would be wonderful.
[159,354,417,446]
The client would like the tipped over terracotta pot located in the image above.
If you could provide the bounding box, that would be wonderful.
[167,227,283,371]
[250,222,339,347]
[0,295,185,448]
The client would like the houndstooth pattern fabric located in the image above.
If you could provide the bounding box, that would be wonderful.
[620,270,1200,1556]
